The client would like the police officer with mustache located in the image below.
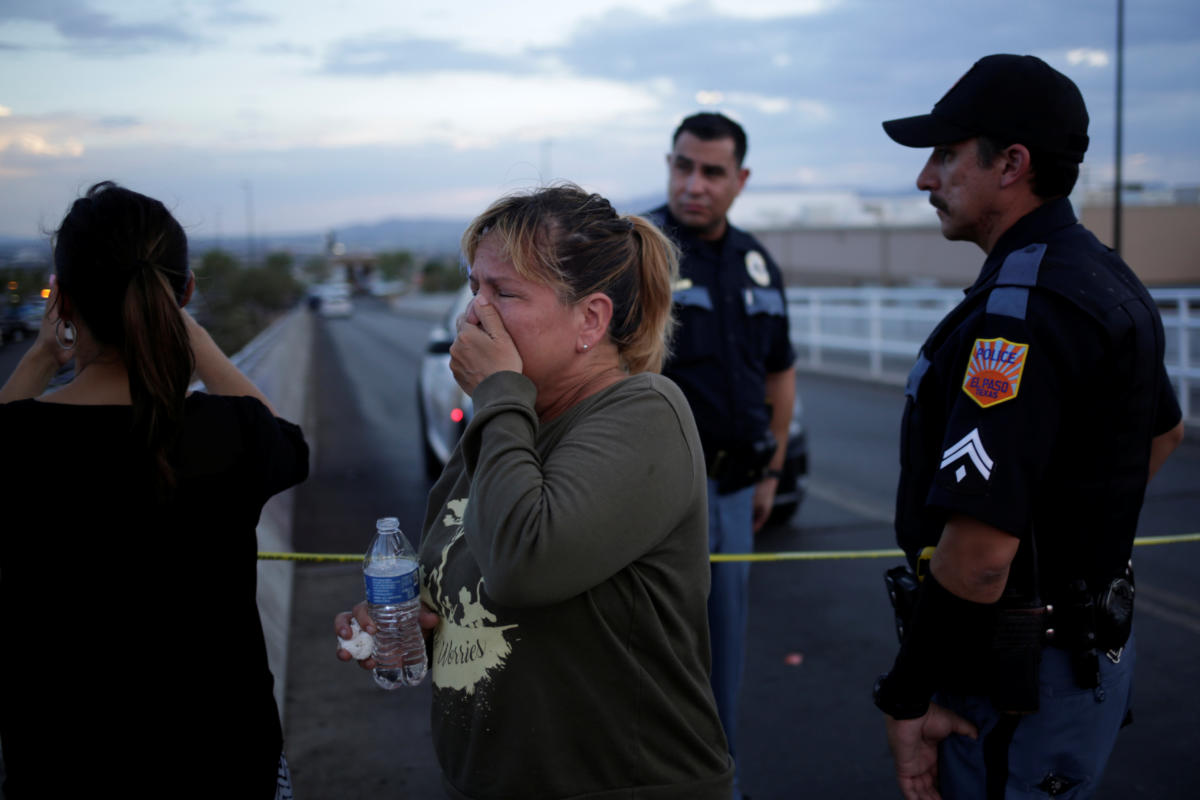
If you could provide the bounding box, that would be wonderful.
[872,54,1184,800]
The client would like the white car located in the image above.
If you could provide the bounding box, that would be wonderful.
[314,283,354,318]
[416,288,474,481]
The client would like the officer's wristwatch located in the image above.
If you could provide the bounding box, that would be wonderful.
[872,672,931,720]
[763,468,784,481]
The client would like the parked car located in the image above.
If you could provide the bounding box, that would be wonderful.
[416,287,808,526]
[770,391,808,526]
[310,282,354,318]
[19,300,45,336]
[416,289,474,482]
[1,302,40,344]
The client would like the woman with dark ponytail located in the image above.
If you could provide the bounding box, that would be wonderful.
[336,184,733,798]
[0,182,308,798]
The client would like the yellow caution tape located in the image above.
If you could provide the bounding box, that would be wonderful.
[258,532,1200,565]
[259,552,361,564]
[710,548,903,563]
[1126,532,1200,546]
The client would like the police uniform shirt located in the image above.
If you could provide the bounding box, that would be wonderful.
[897,198,1181,597]
[650,205,795,454]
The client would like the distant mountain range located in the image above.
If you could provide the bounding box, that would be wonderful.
[0,217,475,264]
[196,217,475,259]
[5,188,938,264]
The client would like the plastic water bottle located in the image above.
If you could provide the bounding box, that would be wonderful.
[363,517,427,689]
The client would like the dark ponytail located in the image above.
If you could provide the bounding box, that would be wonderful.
[54,182,193,497]
[122,261,194,495]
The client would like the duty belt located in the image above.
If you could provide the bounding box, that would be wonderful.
[705,436,776,494]
[1006,568,1136,664]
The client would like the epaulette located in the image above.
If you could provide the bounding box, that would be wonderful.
[985,243,1045,321]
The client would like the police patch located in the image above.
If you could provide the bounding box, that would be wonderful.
[745,250,770,287]
[962,337,1028,408]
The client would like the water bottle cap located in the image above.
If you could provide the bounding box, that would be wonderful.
[376,517,400,532]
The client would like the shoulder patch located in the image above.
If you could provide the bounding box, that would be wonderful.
[962,337,1028,408]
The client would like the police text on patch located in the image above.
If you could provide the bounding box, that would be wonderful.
[962,337,1029,408]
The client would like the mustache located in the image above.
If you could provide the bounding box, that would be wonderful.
[928,195,948,212]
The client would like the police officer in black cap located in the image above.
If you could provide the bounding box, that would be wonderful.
[872,54,1185,799]
[647,111,796,800]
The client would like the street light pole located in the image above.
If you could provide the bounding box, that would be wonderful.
[1113,0,1124,255]
[243,179,256,267]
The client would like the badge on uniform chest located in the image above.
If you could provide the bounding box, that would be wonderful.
[745,250,770,287]
[962,337,1029,408]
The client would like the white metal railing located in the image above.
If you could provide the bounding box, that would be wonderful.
[787,286,1200,424]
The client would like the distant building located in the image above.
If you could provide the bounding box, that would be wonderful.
[329,252,378,292]
[735,186,1200,287]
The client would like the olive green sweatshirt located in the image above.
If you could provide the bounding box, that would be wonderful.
[419,370,733,800]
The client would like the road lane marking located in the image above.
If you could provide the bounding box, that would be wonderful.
[1136,595,1200,636]
[805,478,894,523]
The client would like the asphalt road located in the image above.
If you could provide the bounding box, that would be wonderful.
[5,300,1197,798]
[282,297,1200,799]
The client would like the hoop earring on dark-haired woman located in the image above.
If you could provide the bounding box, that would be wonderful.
[55,319,77,350]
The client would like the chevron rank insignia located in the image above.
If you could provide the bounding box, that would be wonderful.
[963,337,1028,408]
[940,428,993,485]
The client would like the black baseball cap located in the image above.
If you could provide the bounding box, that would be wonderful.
[882,54,1090,163]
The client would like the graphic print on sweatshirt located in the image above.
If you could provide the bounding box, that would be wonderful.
[424,497,517,695]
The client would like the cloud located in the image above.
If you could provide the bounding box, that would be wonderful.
[707,0,843,19]
[97,115,140,128]
[552,9,817,93]
[2,0,1198,237]
[1,0,199,49]
[259,41,316,58]
[205,0,272,27]
[1068,48,1109,68]
[0,114,86,177]
[0,111,148,176]
[322,36,536,75]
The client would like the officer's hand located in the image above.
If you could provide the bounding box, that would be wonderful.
[450,295,523,396]
[884,703,977,800]
[752,476,778,532]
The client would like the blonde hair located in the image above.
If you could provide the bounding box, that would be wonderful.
[461,184,678,373]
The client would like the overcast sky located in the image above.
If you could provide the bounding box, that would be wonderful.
[1,0,1197,239]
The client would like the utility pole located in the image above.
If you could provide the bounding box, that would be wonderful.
[242,179,256,266]
[1113,0,1125,255]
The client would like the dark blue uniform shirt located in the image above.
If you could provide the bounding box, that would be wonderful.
[897,198,1181,601]
[649,206,795,457]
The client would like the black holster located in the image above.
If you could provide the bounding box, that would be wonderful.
[1046,571,1135,689]
[707,433,777,494]
[884,565,921,644]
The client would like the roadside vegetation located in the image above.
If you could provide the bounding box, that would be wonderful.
[417,256,467,292]
[192,250,303,355]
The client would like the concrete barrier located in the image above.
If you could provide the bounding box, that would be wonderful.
[233,308,314,720]
[244,293,446,718]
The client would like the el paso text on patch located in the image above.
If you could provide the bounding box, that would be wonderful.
[962,337,1028,408]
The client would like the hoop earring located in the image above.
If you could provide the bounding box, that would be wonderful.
[55,319,77,350]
